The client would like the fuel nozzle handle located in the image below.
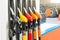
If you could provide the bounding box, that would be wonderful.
[33,7,42,19]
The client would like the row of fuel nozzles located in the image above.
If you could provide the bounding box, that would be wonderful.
[10,7,42,40]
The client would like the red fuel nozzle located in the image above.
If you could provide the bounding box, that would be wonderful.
[24,7,33,22]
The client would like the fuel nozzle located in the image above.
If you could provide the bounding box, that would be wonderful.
[24,7,33,40]
[17,7,28,23]
[33,7,42,19]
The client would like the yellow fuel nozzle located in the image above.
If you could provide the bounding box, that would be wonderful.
[33,7,42,19]
[17,8,28,22]
[29,7,38,20]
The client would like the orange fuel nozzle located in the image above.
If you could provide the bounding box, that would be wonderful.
[33,7,42,19]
